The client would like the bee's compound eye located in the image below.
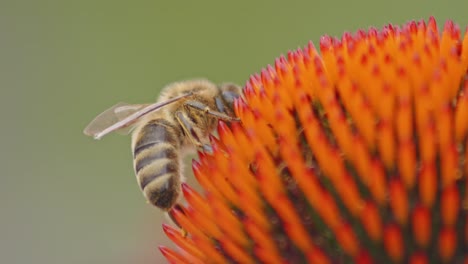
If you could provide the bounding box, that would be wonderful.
[221,90,241,105]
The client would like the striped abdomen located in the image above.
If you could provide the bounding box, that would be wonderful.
[132,119,182,211]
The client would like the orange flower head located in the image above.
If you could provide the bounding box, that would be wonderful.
[160,17,468,264]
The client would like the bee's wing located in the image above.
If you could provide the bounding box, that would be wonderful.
[84,92,192,140]
[83,102,148,139]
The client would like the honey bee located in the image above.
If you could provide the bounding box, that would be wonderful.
[84,79,243,211]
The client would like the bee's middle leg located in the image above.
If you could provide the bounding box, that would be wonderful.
[174,111,212,152]
[166,204,188,237]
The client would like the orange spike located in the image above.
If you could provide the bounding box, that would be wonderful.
[441,144,460,187]
[321,38,339,84]
[319,192,343,229]
[170,207,206,239]
[427,17,438,34]
[243,219,283,264]
[192,159,223,199]
[419,162,437,207]
[273,194,315,254]
[225,154,267,229]
[354,250,373,264]
[209,160,240,206]
[455,80,468,141]
[227,147,257,189]
[411,205,431,247]
[364,42,384,106]
[259,67,276,100]
[254,150,285,200]
[289,161,343,230]
[430,68,450,110]
[357,91,376,149]
[360,201,383,241]
[438,227,456,262]
[162,224,205,263]
[417,114,436,164]
[377,82,396,124]
[446,46,464,99]
[353,136,373,187]
[384,224,404,262]
[293,85,336,179]
[277,133,306,180]
[252,114,277,153]
[191,235,227,264]
[303,45,320,98]
[305,248,330,264]
[269,107,296,144]
[220,236,255,264]
[181,183,212,219]
[377,119,395,168]
[336,173,364,216]
[158,246,194,264]
[216,121,241,158]
[389,179,409,225]
[229,120,255,163]
[396,96,413,141]
[237,192,270,231]
[209,133,228,155]
[441,184,460,227]
[332,79,356,156]
[210,140,229,174]
[254,250,284,264]
[238,101,278,155]
[435,104,454,156]
[335,222,360,256]
[408,252,428,264]
[207,193,249,247]
[183,206,222,239]
[398,139,416,188]
[440,20,459,58]
[369,160,388,205]
[254,135,318,257]
[275,61,294,110]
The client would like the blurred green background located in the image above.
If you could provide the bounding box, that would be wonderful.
[1,1,467,263]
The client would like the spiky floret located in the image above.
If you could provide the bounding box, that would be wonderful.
[161,17,468,264]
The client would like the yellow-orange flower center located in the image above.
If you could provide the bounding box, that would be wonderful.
[161,17,468,264]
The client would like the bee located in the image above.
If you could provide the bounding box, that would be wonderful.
[84,79,242,211]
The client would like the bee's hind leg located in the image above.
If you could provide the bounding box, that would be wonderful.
[166,203,188,237]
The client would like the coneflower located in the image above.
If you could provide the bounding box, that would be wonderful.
[159,17,468,264]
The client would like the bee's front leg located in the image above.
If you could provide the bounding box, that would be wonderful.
[201,144,213,154]
[183,100,240,122]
